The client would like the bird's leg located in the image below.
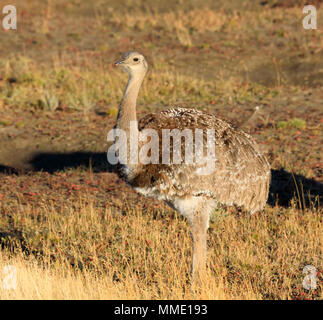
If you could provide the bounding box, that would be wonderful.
[190,201,209,281]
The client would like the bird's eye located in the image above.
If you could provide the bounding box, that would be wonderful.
[133,57,139,62]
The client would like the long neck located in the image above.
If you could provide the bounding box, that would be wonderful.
[116,72,145,138]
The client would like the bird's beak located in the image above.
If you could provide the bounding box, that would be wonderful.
[114,59,125,67]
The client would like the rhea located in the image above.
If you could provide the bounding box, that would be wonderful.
[111,51,271,277]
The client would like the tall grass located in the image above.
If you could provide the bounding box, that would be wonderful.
[0,196,321,299]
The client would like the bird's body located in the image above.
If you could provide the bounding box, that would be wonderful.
[125,107,270,215]
[111,51,271,277]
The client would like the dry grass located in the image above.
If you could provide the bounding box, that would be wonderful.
[0,0,322,300]
[0,196,322,300]
[0,56,216,111]
[0,53,281,117]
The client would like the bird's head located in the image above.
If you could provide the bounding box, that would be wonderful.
[114,51,148,77]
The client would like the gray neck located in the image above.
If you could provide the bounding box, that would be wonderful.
[116,72,145,138]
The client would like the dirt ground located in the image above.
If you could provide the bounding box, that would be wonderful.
[0,0,322,300]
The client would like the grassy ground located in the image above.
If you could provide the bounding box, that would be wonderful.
[0,0,322,299]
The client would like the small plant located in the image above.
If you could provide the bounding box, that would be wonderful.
[289,118,306,130]
[201,43,210,50]
[174,21,193,48]
[277,118,306,130]
[277,120,288,129]
[40,90,59,111]
[107,107,118,117]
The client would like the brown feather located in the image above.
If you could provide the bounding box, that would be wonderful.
[122,107,271,213]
